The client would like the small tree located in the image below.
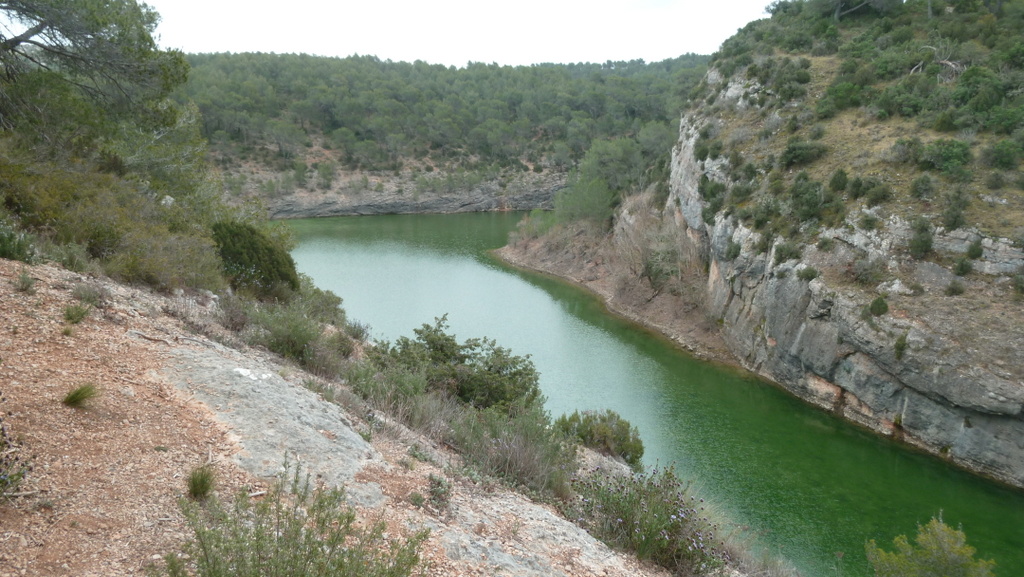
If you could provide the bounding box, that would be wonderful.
[866,516,995,577]
[211,221,300,298]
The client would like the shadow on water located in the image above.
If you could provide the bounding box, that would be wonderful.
[288,213,1024,577]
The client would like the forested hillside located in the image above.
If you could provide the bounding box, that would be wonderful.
[177,54,708,202]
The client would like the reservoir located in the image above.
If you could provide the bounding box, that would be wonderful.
[289,212,1024,576]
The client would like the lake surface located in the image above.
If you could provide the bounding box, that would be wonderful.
[289,212,1024,577]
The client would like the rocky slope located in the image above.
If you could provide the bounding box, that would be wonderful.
[233,166,563,219]
[0,258,670,577]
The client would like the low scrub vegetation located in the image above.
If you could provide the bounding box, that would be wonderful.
[158,467,427,577]
[561,466,729,575]
[555,409,645,471]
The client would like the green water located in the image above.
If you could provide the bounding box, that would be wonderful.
[288,212,1024,577]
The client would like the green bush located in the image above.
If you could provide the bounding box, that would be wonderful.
[967,238,984,259]
[980,139,1022,170]
[725,240,742,260]
[774,241,802,265]
[894,332,908,360]
[908,217,933,259]
[781,139,828,167]
[829,168,849,192]
[953,257,973,276]
[159,467,427,577]
[921,139,972,174]
[942,188,970,230]
[865,516,995,577]
[946,279,966,296]
[869,296,889,316]
[797,266,819,281]
[561,466,728,575]
[211,221,300,298]
[555,409,645,471]
[371,316,541,412]
[187,464,215,501]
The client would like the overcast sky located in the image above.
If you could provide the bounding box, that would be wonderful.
[143,0,770,67]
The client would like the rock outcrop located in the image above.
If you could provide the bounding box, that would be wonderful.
[265,173,563,219]
[657,111,1024,488]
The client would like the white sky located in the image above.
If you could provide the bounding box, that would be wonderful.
[142,0,770,67]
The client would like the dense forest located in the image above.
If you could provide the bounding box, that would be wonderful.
[180,53,709,172]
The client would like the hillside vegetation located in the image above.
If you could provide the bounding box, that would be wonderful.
[176,53,708,202]
[689,0,1024,243]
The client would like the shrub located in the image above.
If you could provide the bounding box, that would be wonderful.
[159,467,427,577]
[371,316,541,412]
[72,283,106,307]
[448,401,576,498]
[894,332,908,360]
[427,474,452,510]
[869,296,889,316]
[1,401,30,498]
[187,464,216,501]
[561,466,728,575]
[555,409,645,471]
[941,188,970,230]
[781,139,828,167]
[62,384,99,408]
[850,257,886,285]
[946,279,966,296]
[829,168,848,192]
[211,221,300,298]
[953,258,973,276]
[0,218,34,263]
[921,139,972,174]
[908,217,934,259]
[817,236,835,251]
[725,240,742,260]
[980,139,1022,170]
[967,238,984,259]
[13,270,35,294]
[774,241,802,265]
[865,516,995,577]
[797,267,819,281]
[910,175,934,199]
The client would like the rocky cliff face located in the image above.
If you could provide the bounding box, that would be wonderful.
[659,108,1024,488]
[265,173,563,219]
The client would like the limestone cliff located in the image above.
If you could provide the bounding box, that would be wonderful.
[246,170,562,219]
[655,90,1024,488]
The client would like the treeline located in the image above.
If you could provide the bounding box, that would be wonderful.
[179,53,709,171]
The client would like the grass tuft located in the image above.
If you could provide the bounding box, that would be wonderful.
[63,304,91,324]
[62,384,99,408]
[187,464,216,501]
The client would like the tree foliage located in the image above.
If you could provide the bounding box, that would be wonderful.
[211,221,300,298]
[0,0,188,140]
[370,316,542,412]
[179,53,707,171]
[866,516,996,577]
